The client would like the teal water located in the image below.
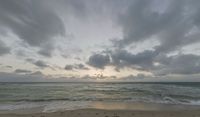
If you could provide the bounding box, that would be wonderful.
[0,82,200,111]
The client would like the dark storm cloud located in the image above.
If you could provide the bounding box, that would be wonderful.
[0,40,10,56]
[87,53,110,69]
[0,0,65,56]
[65,63,89,70]
[15,69,32,74]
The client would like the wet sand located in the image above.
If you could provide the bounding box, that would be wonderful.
[1,109,200,117]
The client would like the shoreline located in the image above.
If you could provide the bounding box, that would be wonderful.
[1,101,200,116]
[1,108,200,117]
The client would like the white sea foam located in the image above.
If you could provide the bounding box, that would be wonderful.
[42,101,92,112]
[0,102,44,111]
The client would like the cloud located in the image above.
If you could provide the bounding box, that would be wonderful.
[25,58,35,62]
[111,50,200,75]
[1,0,200,80]
[5,65,12,68]
[38,43,55,57]
[14,50,27,57]
[33,60,49,68]
[65,63,89,70]
[0,72,109,82]
[121,73,149,81]
[155,54,200,75]
[111,50,158,70]
[116,0,200,53]
[83,0,200,77]
[64,65,73,70]
[14,69,32,74]
[25,58,49,68]
[30,71,44,76]
[74,63,89,70]
[0,0,65,56]
[0,72,45,82]
[87,53,110,69]
[0,40,10,56]
[0,65,13,69]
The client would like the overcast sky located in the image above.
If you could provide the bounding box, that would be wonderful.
[1,0,200,82]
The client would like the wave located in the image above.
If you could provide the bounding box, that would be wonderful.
[1,82,200,112]
[2,96,200,106]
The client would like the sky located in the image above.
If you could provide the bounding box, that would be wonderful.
[1,0,200,82]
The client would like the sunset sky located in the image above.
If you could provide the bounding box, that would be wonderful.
[1,0,200,82]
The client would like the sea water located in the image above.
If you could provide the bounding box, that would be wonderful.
[0,82,200,112]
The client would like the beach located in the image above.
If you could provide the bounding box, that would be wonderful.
[1,101,200,117]
[1,109,200,117]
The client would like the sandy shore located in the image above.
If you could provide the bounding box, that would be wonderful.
[1,109,200,117]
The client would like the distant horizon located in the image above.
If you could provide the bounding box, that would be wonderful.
[1,81,200,83]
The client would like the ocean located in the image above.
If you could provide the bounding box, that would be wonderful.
[0,82,200,112]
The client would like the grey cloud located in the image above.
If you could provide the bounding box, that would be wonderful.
[0,65,13,69]
[64,65,73,70]
[58,0,87,18]
[15,69,32,74]
[81,74,117,80]
[155,54,200,75]
[0,40,10,56]
[111,50,158,70]
[33,60,49,68]
[0,71,46,82]
[74,63,89,70]
[1,71,200,82]
[111,50,200,75]
[0,72,106,82]
[38,44,55,57]
[5,65,12,68]
[0,0,65,56]
[88,49,200,76]
[25,58,35,63]
[87,50,158,71]
[65,63,89,70]
[26,58,49,68]
[30,71,44,76]
[89,0,200,76]
[87,53,110,69]
[26,58,60,70]
[15,50,27,57]
[117,0,200,53]
[121,74,148,81]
